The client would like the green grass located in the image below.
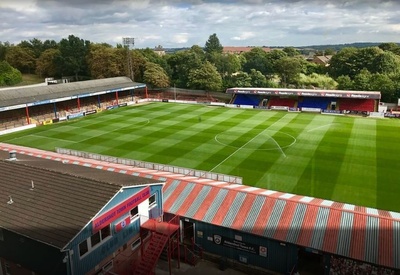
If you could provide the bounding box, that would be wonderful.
[18,74,45,86]
[1,102,400,212]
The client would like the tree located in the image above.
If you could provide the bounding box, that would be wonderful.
[298,73,337,89]
[0,61,22,86]
[0,41,10,61]
[87,44,121,79]
[231,72,252,87]
[378,42,400,55]
[189,45,206,61]
[353,47,383,73]
[352,69,372,91]
[204,33,223,56]
[138,47,171,78]
[372,51,400,74]
[188,61,222,91]
[370,73,396,102]
[5,45,36,74]
[212,52,241,76]
[130,49,148,83]
[43,39,58,51]
[336,75,353,90]
[36,48,62,77]
[58,35,90,80]
[282,47,300,57]
[328,47,358,78]
[249,69,267,87]
[274,56,303,87]
[242,47,269,75]
[166,49,203,88]
[143,62,170,88]
[265,49,288,76]
[18,38,45,58]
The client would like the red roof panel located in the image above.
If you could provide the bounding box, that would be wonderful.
[322,209,342,253]
[231,193,257,231]
[378,218,393,267]
[252,198,276,236]
[297,205,319,247]
[211,190,238,225]
[273,200,297,242]
[349,213,367,261]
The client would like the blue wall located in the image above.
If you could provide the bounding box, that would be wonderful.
[188,219,298,274]
[65,184,163,275]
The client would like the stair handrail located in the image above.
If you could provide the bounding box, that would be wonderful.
[191,237,203,259]
[184,245,199,266]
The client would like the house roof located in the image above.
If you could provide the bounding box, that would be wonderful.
[313,55,333,64]
[0,150,158,249]
[223,46,271,54]
[0,77,146,110]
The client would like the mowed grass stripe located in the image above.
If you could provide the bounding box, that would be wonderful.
[256,114,336,192]
[207,111,287,174]
[221,113,299,182]
[70,104,202,156]
[179,110,284,170]
[151,108,280,169]
[376,119,400,212]
[136,106,231,165]
[293,116,354,200]
[332,118,377,207]
[199,111,285,172]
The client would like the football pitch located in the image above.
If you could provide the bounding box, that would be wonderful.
[1,102,400,212]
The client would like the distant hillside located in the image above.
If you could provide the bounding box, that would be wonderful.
[164,42,400,54]
[295,42,399,51]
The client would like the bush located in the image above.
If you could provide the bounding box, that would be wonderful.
[0,61,23,86]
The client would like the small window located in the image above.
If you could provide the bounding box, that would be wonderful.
[79,240,89,257]
[91,231,101,247]
[101,225,111,239]
[130,206,138,219]
[131,238,141,251]
[149,194,156,207]
[103,261,113,272]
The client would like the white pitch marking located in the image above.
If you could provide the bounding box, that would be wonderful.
[209,115,289,172]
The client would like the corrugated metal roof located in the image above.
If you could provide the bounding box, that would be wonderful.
[162,179,400,270]
[0,77,145,108]
[0,149,158,249]
[1,143,399,270]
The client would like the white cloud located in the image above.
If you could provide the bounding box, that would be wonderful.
[231,32,256,41]
[172,33,190,44]
[0,0,400,47]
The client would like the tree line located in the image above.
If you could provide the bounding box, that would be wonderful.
[1,34,400,102]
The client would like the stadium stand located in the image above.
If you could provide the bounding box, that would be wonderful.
[268,97,297,108]
[330,256,395,275]
[297,96,332,110]
[233,94,261,106]
[338,98,375,112]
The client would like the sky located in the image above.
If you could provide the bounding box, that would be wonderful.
[1,0,400,49]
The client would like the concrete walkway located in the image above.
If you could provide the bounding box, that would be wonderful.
[155,259,247,275]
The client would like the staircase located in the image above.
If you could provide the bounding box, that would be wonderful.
[133,232,169,275]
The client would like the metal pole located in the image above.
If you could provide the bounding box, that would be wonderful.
[122,37,135,81]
